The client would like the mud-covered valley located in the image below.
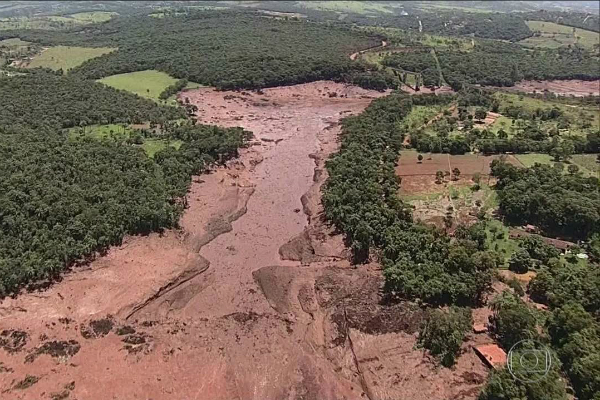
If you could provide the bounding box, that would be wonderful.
[0,82,487,400]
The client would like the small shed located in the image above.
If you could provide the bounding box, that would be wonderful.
[474,344,507,369]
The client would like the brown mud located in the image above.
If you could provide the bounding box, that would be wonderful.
[0,81,487,399]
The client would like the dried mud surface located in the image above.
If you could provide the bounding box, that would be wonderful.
[1,81,488,399]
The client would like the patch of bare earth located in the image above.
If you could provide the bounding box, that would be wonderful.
[1,81,488,399]
[509,79,600,97]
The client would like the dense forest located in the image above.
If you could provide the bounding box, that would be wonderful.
[437,41,599,90]
[0,70,183,131]
[491,160,600,240]
[0,122,249,296]
[2,11,379,90]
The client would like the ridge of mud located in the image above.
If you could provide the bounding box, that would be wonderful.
[124,183,257,320]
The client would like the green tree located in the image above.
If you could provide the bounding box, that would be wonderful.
[478,366,568,400]
[452,167,461,180]
[568,164,580,175]
[436,170,444,184]
[509,249,535,274]
[489,291,538,350]
[418,307,472,367]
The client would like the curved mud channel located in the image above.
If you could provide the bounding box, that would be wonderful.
[0,82,487,399]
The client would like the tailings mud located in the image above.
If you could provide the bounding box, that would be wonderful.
[0,82,487,399]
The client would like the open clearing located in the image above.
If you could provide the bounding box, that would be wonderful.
[298,0,394,15]
[67,124,183,157]
[396,150,518,228]
[520,21,600,49]
[510,79,600,97]
[0,12,116,30]
[397,149,521,178]
[515,153,600,177]
[64,11,117,23]
[26,46,115,71]
[98,70,201,102]
[0,82,488,400]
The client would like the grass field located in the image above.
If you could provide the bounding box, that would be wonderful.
[494,92,600,136]
[520,21,600,49]
[515,153,600,177]
[98,70,201,103]
[0,38,31,47]
[1,11,116,30]
[27,46,115,71]
[298,1,393,15]
[68,124,183,158]
[66,12,117,23]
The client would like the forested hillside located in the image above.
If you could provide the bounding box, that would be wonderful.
[0,122,249,296]
[3,11,379,90]
[0,70,183,131]
[437,41,599,90]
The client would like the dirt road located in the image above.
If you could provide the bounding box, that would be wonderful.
[0,82,487,400]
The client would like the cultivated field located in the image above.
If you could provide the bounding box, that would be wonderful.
[397,149,521,178]
[520,21,600,49]
[26,46,115,71]
[0,11,116,30]
[98,70,200,102]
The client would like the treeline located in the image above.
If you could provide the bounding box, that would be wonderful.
[438,41,599,90]
[158,79,187,101]
[4,12,378,90]
[381,49,441,87]
[0,70,183,131]
[0,122,249,296]
[323,93,497,306]
[491,160,600,240]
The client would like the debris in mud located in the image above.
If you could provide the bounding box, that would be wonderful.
[50,390,70,400]
[80,317,114,339]
[0,362,14,374]
[13,374,39,390]
[225,311,261,325]
[0,329,28,353]
[25,340,81,363]
[279,231,316,263]
[115,325,136,336]
[123,334,146,345]
[122,333,151,354]
[460,371,485,385]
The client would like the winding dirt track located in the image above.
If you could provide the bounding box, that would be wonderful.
[0,82,487,400]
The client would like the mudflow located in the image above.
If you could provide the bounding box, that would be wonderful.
[0,82,487,400]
